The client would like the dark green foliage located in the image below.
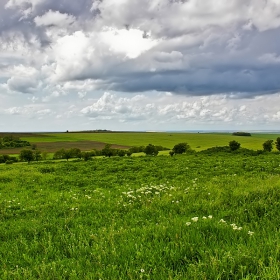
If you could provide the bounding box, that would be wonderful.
[263,140,274,152]
[169,150,175,156]
[232,132,251,136]
[199,146,262,156]
[0,135,31,149]
[53,148,82,160]
[117,150,126,157]
[31,144,37,150]
[0,154,18,164]
[199,146,230,154]
[33,150,42,161]
[229,140,241,151]
[0,154,10,163]
[19,149,34,163]
[53,149,67,160]
[144,144,159,156]
[126,151,132,157]
[275,137,280,151]
[172,142,191,154]
[69,148,82,159]
[128,146,145,153]
[102,144,114,157]
[155,145,169,151]
[81,152,92,161]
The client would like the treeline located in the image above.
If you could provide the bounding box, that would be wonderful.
[0,135,30,149]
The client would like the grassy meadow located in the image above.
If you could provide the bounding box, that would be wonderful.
[1,152,280,279]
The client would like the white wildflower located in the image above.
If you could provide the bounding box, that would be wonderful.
[219,219,226,223]
[186,222,191,226]
[191,217,199,222]
[208,215,213,219]
[248,231,254,236]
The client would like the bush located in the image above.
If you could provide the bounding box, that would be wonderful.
[229,140,241,151]
[199,146,230,154]
[117,150,126,157]
[144,144,158,156]
[263,140,274,152]
[172,143,192,154]
[232,132,251,136]
[81,152,92,161]
[19,149,34,163]
[275,137,280,151]
[102,144,114,157]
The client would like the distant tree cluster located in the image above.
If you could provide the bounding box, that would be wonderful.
[0,135,30,149]
[53,148,82,161]
[232,132,251,136]
[0,154,18,164]
[128,145,168,154]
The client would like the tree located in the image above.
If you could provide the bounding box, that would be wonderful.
[229,140,241,151]
[275,137,280,151]
[102,144,114,157]
[19,149,34,163]
[172,143,191,154]
[64,150,72,161]
[169,150,175,157]
[69,148,82,159]
[144,144,158,156]
[33,150,42,161]
[53,149,66,160]
[117,150,126,157]
[263,140,274,152]
[81,152,91,161]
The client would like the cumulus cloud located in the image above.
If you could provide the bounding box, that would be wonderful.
[80,92,280,127]
[1,0,280,131]
[34,10,76,28]
[1,0,280,96]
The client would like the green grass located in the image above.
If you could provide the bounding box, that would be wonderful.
[0,153,280,279]
[19,132,280,151]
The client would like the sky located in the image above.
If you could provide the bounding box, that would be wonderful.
[1,0,280,132]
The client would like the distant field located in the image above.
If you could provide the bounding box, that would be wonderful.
[1,132,280,154]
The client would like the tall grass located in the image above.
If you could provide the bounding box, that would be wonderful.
[0,154,280,279]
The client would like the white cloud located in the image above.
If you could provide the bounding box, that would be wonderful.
[1,0,280,131]
[34,10,76,27]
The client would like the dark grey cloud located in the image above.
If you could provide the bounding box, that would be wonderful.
[0,0,97,46]
[1,0,280,99]
[61,25,280,97]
